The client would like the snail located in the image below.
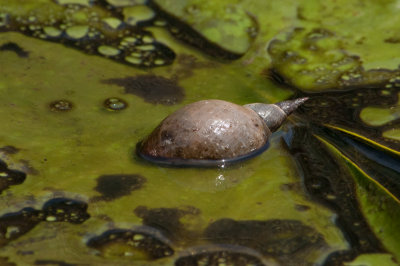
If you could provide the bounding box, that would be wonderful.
[137,97,308,167]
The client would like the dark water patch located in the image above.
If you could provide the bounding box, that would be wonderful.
[134,206,200,242]
[93,174,146,201]
[34,260,80,266]
[103,75,185,105]
[0,159,26,194]
[320,126,400,201]
[0,257,17,266]
[86,228,174,260]
[174,54,217,80]
[284,125,387,265]
[263,68,292,89]
[384,37,400,44]
[42,198,90,224]
[0,146,19,155]
[203,218,326,265]
[175,245,266,266]
[17,250,34,256]
[294,86,400,153]
[0,198,90,247]
[301,86,398,123]
[0,208,43,247]
[0,42,29,58]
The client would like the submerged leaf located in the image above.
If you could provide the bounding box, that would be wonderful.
[314,133,400,259]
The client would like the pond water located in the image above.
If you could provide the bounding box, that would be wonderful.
[0,0,399,265]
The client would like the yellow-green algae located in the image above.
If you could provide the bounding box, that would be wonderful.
[0,31,345,265]
[360,106,400,127]
[123,5,155,26]
[267,1,400,91]
[345,253,398,266]
[360,93,400,126]
[0,0,399,264]
[383,128,400,141]
[152,0,257,55]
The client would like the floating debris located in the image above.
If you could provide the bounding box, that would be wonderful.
[49,100,73,112]
[204,218,327,265]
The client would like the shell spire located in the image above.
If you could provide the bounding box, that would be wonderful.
[275,97,309,116]
[244,97,308,132]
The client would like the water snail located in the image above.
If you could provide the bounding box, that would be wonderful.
[137,97,308,167]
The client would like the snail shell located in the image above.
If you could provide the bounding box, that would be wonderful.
[138,98,307,166]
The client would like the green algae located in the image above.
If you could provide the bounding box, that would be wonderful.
[383,128,400,141]
[123,5,155,26]
[360,106,400,127]
[152,0,257,56]
[360,93,400,126]
[0,32,346,265]
[345,253,398,266]
[0,0,399,265]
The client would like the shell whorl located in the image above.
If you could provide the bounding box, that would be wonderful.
[244,97,308,132]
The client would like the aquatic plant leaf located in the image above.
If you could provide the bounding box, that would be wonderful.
[359,92,400,142]
[151,0,257,58]
[344,253,398,266]
[314,134,400,260]
[300,88,400,154]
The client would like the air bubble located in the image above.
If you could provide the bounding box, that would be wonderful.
[104,97,127,111]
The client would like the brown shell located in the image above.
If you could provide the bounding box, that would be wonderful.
[139,100,270,161]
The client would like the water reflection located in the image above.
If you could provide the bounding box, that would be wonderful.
[154,163,255,192]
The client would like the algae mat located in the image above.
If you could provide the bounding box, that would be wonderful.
[0,0,399,265]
